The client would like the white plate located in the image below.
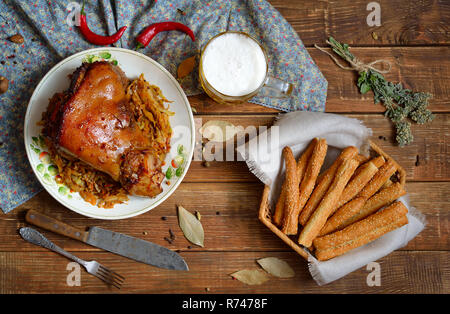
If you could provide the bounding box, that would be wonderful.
[24,48,195,220]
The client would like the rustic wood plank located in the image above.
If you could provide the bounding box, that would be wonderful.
[268,0,450,46]
[2,181,447,252]
[189,47,450,114]
[0,250,447,293]
[358,113,449,181]
[2,0,448,295]
[312,47,450,113]
[189,113,449,182]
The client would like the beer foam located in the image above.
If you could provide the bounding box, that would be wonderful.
[202,33,267,97]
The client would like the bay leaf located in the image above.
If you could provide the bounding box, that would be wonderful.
[230,269,270,285]
[256,257,295,278]
[177,55,196,79]
[177,205,204,247]
[199,120,238,142]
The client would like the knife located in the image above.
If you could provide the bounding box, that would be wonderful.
[25,209,188,271]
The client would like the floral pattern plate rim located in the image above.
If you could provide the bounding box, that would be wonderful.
[24,47,195,220]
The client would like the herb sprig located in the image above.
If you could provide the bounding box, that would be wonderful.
[324,37,434,146]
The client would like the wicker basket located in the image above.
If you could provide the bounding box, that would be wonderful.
[258,140,406,261]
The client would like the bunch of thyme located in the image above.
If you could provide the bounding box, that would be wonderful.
[324,37,434,146]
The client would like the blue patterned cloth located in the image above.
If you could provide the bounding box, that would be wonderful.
[0,0,327,213]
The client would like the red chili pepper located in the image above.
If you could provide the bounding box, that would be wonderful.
[79,0,127,46]
[136,22,195,49]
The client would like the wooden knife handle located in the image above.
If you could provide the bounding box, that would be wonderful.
[25,209,89,243]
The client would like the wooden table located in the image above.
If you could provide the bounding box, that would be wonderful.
[0,0,448,294]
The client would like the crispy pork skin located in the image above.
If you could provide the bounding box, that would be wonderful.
[43,61,166,197]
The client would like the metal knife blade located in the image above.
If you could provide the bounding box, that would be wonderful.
[86,226,189,271]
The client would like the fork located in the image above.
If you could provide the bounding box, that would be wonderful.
[19,227,124,289]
